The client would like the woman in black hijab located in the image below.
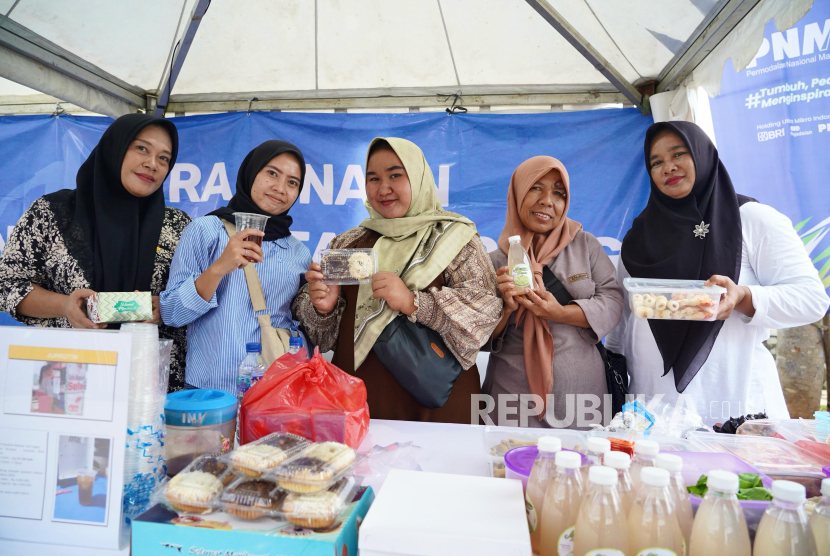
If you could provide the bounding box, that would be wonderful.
[605,121,829,425]
[0,113,192,389]
[160,141,312,393]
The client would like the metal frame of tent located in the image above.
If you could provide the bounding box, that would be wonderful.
[0,0,773,117]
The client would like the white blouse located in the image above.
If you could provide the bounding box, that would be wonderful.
[605,202,830,426]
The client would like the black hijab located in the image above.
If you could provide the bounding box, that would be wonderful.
[621,121,752,392]
[45,113,178,292]
[208,140,305,241]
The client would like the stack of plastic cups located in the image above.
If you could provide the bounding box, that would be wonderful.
[120,323,169,520]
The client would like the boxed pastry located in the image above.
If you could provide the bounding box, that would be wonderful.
[223,431,310,477]
[319,248,378,285]
[132,485,373,556]
[623,277,726,321]
[86,291,153,323]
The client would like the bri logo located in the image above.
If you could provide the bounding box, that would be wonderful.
[748,19,830,68]
[758,129,785,142]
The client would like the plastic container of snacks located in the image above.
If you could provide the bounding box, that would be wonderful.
[225,432,310,478]
[503,445,587,491]
[623,277,726,321]
[737,418,830,462]
[674,451,772,539]
[272,441,357,493]
[586,430,696,453]
[164,389,238,475]
[687,432,827,497]
[318,248,378,285]
[154,454,234,514]
[282,476,360,529]
[482,425,587,478]
[217,476,286,520]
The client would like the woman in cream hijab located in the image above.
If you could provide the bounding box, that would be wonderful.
[293,137,501,423]
[483,156,624,429]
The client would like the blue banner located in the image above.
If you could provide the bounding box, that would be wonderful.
[709,0,830,293]
[0,108,653,327]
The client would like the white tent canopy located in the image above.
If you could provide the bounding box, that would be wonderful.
[0,0,813,117]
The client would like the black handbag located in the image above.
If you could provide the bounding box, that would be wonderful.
[372,314,463,408]
[542,266,629,416]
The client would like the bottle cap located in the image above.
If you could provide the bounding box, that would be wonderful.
[555,451,582,470]
[587,437,611,454]
[245,342,262,353]
[822,478,830,498]
[588,465,618,486]
[603,451,631,470]
[289,337,303,348]
[634,439,659,456]
[508,235,522,243]
[641,467,670,487]
[655,453,683,473]
[771,480,806,503]
[538,436,562,453]
[707,470,739,493]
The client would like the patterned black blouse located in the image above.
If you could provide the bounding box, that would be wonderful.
[0,196,191,392]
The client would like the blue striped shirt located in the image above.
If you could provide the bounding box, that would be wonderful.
[160,216,311,393]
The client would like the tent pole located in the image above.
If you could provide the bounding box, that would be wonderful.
[524,0,649,115]
[657,0,762,93]
[154,0,211,117]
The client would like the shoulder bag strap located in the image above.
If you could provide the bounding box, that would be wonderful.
[222,221,290,365]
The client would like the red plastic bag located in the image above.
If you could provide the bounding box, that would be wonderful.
[240,347,370,448]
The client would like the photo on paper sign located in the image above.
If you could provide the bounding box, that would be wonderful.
[27,361,89,416]
[53,435,111,526]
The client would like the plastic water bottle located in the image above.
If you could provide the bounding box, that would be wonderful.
[754,480,817,556]
[288,336,303,355]
[234,343,265,448]
[507,235,536,295]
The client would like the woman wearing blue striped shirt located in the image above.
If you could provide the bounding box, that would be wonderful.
[160,141,311,393]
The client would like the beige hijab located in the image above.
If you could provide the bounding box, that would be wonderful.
[497,156,582,410]
[353,137,478,368]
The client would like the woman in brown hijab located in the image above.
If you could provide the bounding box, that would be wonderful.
[483,156,624,429]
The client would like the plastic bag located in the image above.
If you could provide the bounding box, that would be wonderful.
[353,442,422,492]
[239,347,370,448]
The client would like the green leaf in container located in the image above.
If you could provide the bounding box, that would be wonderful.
[687,474,708,497]
[738,473,763,490]
[737,487,773,501]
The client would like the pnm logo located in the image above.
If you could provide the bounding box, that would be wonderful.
[758,129,785,142]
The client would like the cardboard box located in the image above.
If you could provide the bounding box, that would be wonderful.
[359,470,531,556]
[87,292,153,323]
[132,486,373,556]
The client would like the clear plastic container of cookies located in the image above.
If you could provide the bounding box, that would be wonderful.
[223,432,311,478]
[318,248,378,285]
[482,426,587,478]
[154,454,234,514]
[271,441,358,493]
[281,476,361,529]
[217,476,287,520]
[623,277,726,321]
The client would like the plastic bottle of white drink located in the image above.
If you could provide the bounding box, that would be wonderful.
[539,451,584,556]
[629,439,659,494]
[507,235,536,295]
[573,466,629,556]
[527,436,562,554]
[810,479,830,556]
[655,453,693,552]
[754,480,817,556]
[581,437,611,483]
[628,467,684,556]
[604,451,635,515]
[688,470,751,556]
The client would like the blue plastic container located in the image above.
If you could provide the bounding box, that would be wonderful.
[164,389,238,475]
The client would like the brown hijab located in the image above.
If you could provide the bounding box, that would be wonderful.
[497,156,582,410]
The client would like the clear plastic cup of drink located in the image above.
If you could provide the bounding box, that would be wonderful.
[234,212,269,262]
[76,469,96,506]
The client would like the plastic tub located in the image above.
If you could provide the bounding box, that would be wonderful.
[687,432,827,498]
[738,418,830,463]
[164,389,238,475]
[674,451,772,541]
[623,277,725,321]
[586,430,696,453]
[482,425,587,478]
[318,248,378,285]
[503,446,587,491]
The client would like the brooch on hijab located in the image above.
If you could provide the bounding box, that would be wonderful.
[694,221,710,239]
